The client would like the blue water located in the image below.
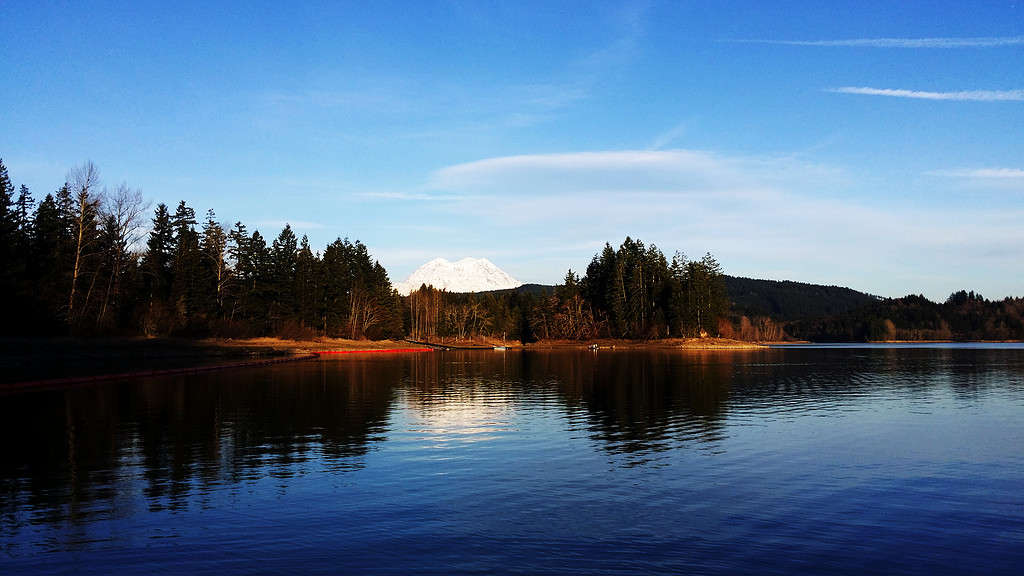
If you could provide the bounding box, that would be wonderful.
[2,346,1023,574]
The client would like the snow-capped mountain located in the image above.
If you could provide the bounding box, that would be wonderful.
[394,258,521,296]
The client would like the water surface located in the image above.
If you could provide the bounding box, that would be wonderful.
[2,346,1023,574]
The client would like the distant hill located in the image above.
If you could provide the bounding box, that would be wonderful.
[469,283,554,297]
[510,283,555,296]
[787,292,1024,342]
[475,276,879,323]
[724,276,879,321]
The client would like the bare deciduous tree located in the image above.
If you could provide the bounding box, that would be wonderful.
[98,183,149,325]
[67,161,102,320]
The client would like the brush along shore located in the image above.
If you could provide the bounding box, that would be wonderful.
[215,336,770,352]
[524,337,768,350]
[2,336,769,388]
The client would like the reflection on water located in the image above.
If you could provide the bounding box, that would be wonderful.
[2,347,1024,574]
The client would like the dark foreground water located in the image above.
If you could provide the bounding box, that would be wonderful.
[2,346,1024,574]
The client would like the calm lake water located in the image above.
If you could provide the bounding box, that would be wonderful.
[2,346,1023,574]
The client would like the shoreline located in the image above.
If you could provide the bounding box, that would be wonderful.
[0,337,428,389]
[6,336,1019,390]
[870,339,1024,344]
[524,337,769,350]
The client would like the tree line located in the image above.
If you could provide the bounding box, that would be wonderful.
[787,290,1024,342]
[15,157,1010,344]
[405,237,734,342]
[0,159,402,338]
[0,158,752,343]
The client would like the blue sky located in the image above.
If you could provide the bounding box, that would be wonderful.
[2,1,1022,300]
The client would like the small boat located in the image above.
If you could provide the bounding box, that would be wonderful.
[493,346,507,351]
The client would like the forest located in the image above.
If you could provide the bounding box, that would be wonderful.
[2,158,1020,343]
[0,160,403,339]
[787,291,1024,342]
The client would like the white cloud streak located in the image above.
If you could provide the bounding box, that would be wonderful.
[729,36,1024,48]
[648,120,688,150]
[931,168,1024,179]
[829,87,1024,101]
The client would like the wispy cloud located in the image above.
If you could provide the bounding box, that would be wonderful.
[356,190,454,201]
[577,1,651,74]
[430,149,843,196]
[926,168,1024,192]
[930,168,1024,179]
[648,120,688,150]
[829,87,1024,101]
[397,149,1024,299]
[728,36,1024,48]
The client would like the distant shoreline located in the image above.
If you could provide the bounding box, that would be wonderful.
[524,337,769,350]
[869,339,1023,344]
[6,336,1020,391]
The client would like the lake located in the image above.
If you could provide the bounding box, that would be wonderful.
[2,345,1023,574]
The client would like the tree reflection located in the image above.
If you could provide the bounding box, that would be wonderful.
[529,351,734,460]
[0,358,399,530]
[4,347,1022,539]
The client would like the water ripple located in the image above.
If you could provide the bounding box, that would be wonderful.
[1,347,1023,574]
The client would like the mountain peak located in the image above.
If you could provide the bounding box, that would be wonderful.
[394,257,521,296]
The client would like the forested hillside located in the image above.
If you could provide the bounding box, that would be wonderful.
[725,276,879,321]
[788,291,1024,342]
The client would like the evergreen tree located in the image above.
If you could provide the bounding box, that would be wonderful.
[200,209,229,315]
[226,221,251,323]
[320,238,353,337]
[245,230,272,330]
[142,204,174,300]
[0,159,17,306]
[169,201,202,330]
[666,251,688,337]
[14,185,33,236]
[29,191,70,329]
[294,235,320,330]
[369,260,403,338]
[270,224,298,329]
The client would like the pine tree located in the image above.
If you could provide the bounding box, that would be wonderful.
[0,158,13,229]
[294,235,320,330]
[699,252,728,336]
[320,238,351,336]
[0,159,17,307]
[200,209,229,315]
[245,230,272,330]
[667,251,688,337]
[140,204,175,333]
[169,201,201,330]
[270,224,298,329]
[29,191,69,329]
[14,185,33,235]
[226,221,251,323]
[142,204,174,299]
